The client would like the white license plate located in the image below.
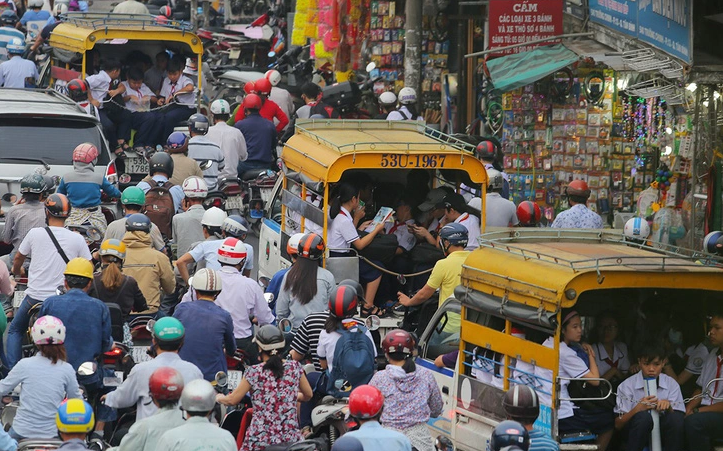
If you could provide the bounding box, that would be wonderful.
[227,370,243,390]
[131,346,152,363]
[225,196,243,210]
[104,376,122,387]
[126,157,149,174]
[229,48,241,60]
[13,291,25,309]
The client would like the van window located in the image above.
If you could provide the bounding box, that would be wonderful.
[424,311,460,361]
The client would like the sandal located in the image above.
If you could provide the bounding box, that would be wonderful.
[360,305,387,318]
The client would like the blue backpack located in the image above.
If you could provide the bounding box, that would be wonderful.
[327,324,376,397]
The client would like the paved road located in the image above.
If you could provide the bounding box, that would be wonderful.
[89,0,115,11]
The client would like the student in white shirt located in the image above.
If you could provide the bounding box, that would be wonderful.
[87,58,131,153]
[157,56,195,144]
[440,193,480,251]
[327,183,385,317]
[121,67,162,150]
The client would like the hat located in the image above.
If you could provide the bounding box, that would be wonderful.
[440,193,467,212]
[418,188,447,212]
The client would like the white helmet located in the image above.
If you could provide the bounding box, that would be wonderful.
[182,176,208,199]
[28,0,43,7]
[379,91,397,106]
[487,168,504,191]
[6,37,24,55]
[180,379,217,412]
[265,69,281,87]
[31,315,66,345]
[191,268,222,292]
[217,237,247,266]
[210,99,231,115]
[286,232,305,256]
[398,87,417,105]
[201,207,227,228]
[53,3,68,16]
[624,217,650,241]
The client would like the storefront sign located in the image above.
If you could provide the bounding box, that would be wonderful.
[565,0,585,19]
[589,0,691,63]
[488,0,564,55]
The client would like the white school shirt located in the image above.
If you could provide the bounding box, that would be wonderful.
[536,337,590,419]
[593,341,630,376]
[121,80,155,112]
[159,74,195,108]
[697,349,723,406]
[317,320,376,372]
[614,371,685,415]
[328,206,359,252]
[685,343,710,375]
[385,219,416,252]
[85,70,112,109]
[455,212,480,251]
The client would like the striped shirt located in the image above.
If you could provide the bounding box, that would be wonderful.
[289,311,363,372]
[528,429,559,451]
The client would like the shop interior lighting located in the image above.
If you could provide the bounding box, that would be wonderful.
[664,146,673,155]
[686,83,697,92]
[666,127,673,134]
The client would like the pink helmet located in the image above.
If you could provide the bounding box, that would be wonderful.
[72,143,99,164]
[31,315,66,345]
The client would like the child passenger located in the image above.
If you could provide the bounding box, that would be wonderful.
[157,55,195,142]
[614,342,684,451]
[121,67,161,151]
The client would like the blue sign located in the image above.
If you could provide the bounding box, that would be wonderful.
[637,1,691,63]
[589,0,692,63]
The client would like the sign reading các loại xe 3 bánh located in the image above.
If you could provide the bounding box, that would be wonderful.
[488,0,564,56]
[589,0,691,63]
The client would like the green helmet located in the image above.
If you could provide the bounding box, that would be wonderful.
[153,317,185,342]
[121,186,146,206]
[20,173,46,194]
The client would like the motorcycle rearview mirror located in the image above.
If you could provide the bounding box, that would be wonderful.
[77,361,98,376]
[365,315,381,331]
[268,51,276,58]
[257,276,270,289]
[264,293,274,305]
[435,436,454,451]
[55,285,66,296]
[365,61,377,73]
[1,193,17,204]
[199,160,213,170]
[278,318,292,334]
[87,227,103,242]
[145,319,156,333]
[214,371,228,388]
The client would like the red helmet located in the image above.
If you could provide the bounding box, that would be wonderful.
[149,367,184,401]
[475,140,496,160]
[297,233,325,260]
[516,201,542,227]
[243,93,262,111]
[66,78,89,102]
[243,81,256,95]
[348,385,384,419]
[255,77,272,95]
[72,143,99,164]
[159,5,171,17]
[567,180,591,199]
[328,285,358,319]
[381,329,415,356]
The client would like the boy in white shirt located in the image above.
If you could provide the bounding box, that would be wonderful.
[122,67,162,151]
[87,58,131,154]
[158,55,195,143]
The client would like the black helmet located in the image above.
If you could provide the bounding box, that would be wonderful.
[253,324,285,354]
[339,279,366,305]
[297,233,325,260]
[439,223,469,247]
[0,10,18,26]
[149,152,174,176]
[489,420,530,451]
[42,175,56,193]
[20,173,45,194]
[45,193,71,218]
[503,385,540,423]
[187,113,210,135]
[125,213,152,232]
[328,285,358,319]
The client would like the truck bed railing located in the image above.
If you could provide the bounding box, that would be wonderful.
[62,12,193,31]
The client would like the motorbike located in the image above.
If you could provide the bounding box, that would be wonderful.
[66,223,104,255]
[203,176,245,215]
[239,168,278,236]
[322,63,381,119]
[307,395,355,446]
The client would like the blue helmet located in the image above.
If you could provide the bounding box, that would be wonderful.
[439,223,468,247]
[1,10,19,26]
[222,215,249,238]
[125,213,152,233]
[187,113,209,135]
[166,131,188,150]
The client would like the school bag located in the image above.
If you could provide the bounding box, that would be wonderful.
[144,179,175,239]
[327,324,376,397]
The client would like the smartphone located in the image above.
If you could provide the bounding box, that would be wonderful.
[359,200,365,208]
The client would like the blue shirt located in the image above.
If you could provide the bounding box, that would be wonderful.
[344,421,412,451]
[266,267,290,311]
[39,289,113,375]
[19,9,50,25]
[0,55,38,88]
[174,299,236,381]
[551,204,604,229]
[529,429,560,451]
[234,113,277,165]
[137,175,185,214]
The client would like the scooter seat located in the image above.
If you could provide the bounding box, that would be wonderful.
[241,169,267,180]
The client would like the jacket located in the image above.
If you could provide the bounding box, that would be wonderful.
[167,153,204,187]
[156,416,237,451]
[121,231,175,313]
[58,161,122,208]
[230,98,289,132]
[89,274,147,322]
[369,365,443,430]
[114,407,185,451]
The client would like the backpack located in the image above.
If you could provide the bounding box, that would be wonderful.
[309,102,340,119]
[144,179,175,239]
[327,324,376,397]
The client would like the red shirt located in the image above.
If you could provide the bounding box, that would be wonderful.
[234,98,288,132]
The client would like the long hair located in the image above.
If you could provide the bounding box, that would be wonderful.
[387,351,416,373]
[261,351,284,380]
[38,344,67,364]
[330,183,359,219]
[101,257,125,292]
[283,258,319,305]
[324,313,344,334]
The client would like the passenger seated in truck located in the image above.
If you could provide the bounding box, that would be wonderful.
[591,311,630,390]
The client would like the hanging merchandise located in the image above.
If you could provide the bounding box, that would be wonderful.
[585,71,606,106]
[548,68,574,103]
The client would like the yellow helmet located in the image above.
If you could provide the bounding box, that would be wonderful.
[56,398,95,433]
[63,258,94,280]
[99,239,126,260]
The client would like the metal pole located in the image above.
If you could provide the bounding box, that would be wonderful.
[689,87,702,249]
[464,32,594,58]
[403,0,422,97]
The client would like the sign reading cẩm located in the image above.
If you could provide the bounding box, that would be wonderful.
[487,0,564,56]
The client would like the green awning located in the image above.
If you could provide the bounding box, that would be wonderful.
[486,44,579,93]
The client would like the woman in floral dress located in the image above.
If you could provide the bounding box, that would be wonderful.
[217,325,313,451]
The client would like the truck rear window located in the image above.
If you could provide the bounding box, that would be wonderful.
[0,118,109,166]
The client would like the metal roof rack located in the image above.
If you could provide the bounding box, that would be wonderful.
[0,88,78,107]
[62,12,193,31]
[476,229,723,272]
[293,119,478,154]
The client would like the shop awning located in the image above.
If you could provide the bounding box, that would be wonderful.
[486,44,579,92]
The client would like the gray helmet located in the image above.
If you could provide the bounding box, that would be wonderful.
[253,324,285,353]
[125,213,152,232]
[180,379,216,412]
[487,168,504,191]
[439,223,469,247]
[20,173,46,194]
[187,113,210,135]
[149,152,174,177]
